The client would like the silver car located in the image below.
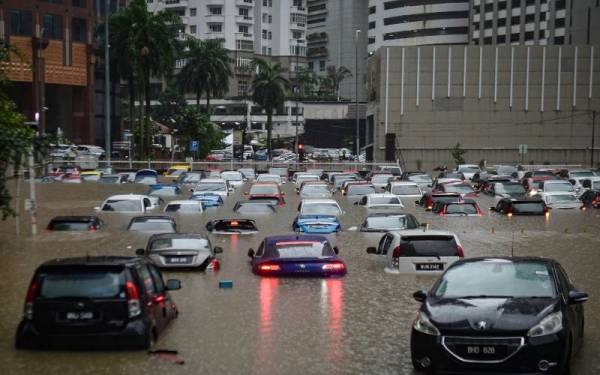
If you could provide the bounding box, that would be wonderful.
[138,233,223,270]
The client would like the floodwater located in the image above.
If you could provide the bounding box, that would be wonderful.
[1,179,600,375]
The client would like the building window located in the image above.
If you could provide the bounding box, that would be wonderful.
[510,33,520,42]
[72,0,86,7]
[209,24,222,32]
[262,46,267,54]
[498,18,506,27]
[262,13,268,22]
[319,60,325,71]
[239,25,249,33]
[308,61,314,70]
[190,25,197,34]
[555,18,565,28]
[369,6,376,14]
[209,7,222,15]
[239,8,249,17]
[268,47,272,55]
[46,0,63,4]
[368,36,375,44]
[290,13,307,25]
[238,80,249,96]
[369,21,375,29]
[43,14,63,40]
[497,35,506,44]
[9,10,32,36]
[72,18,86,42]
[511,16,520,25]
[268,15,272,23]
[554,36,564,44]
[190,8,197,16]
[262,30,267,39]
[293,31,302,39]
[268,31,272,40]
[263,0,272,6]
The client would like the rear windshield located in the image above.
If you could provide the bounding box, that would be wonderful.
[495,183,525,194]
[370,197,401,205]
[408,175,432,183]
[347,185,376,196]
[364,215,413,231]
[444,184,473,194]
[400,236,459,257]
[391,185,421,195]
[236,203,276,214]
[98,177,119,184]
[301,185,329,194]
[148,188,178,196]
[195,183,225,192]
[432,195,461,204]
[102,199,142,212]
[250,185,279,195]
[165,203,201,212]
[547,195,578,203]
[129,221,174,232]
[445,204,478,215]
[150,238,209,251]
[513,202,545,213]
[269,168,288,176]
[221,172,242,181]
[81,174,100,182]
[302,203,341,216]
[179,173,202,183]
[544,183,574,192]
[257,176,280,183]
[39,270,124,299]
[50,221,91,231]
[269,241,334,258]
[212,220,257,232]
[372,175,393,183]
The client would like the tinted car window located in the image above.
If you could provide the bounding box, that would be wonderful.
[400,236,459,257]
[434,261,556,298]
[165,203,202,212]
[235,203,276,214]
[513,202,545,213]
[391,185,421,195]
[102,199,142,212]
[50,221,92,231]
[268,241,334,258]
[369,197,401,205]
[347,185,376,196]
[302,203,341,215]
[129,221,175,232]
[39,270,124,299]
[250,185,279,195]
[445,204,477,215]
[195,183,226,192]
[151,238,209,251]
[364,215,411,231]
[444,184,474,194]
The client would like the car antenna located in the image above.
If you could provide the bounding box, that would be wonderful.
[510,231,515,257]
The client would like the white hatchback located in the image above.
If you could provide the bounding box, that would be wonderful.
[298,199,344,216]
[193,178,231,197]
[387,181,424,200]
[366,230,464,274]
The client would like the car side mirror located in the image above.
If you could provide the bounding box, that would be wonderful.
[190,188,194,192]
[413,290,427,303]
[135,248,145,256]
[366,246,377,254]
[568,290,589,304]
[248,248,255,258]
[333,246,339,255]
[166,279,181,291]
[489,206,496,211]
[213,246,223,254]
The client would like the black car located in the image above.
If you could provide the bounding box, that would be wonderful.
[411,257,587,375]
[15,256,181,350]
[47,216,104,231]
[485,181,527,199]
[579,189,600,208]
[491,198,548,216]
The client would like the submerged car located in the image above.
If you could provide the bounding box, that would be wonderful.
[146,184,181,197]
[492,198,549,216]
[299,199,344,216]
[292,215,341,234]
[96,194,152,213]
[46,216,104,231]
[233,201,277,214]
[163,200,204,213]
[410,257,587,375]
[534,192,583,210]
[15,256,181,349]
[417,192,462,211]
[358,213,420,232]
[356,194,405,209]
[205,219,259,235]
[190,193,224,208]
[138,233,222,270]
[127,216,177,234]
[299,182,332,198]
[248,235,347,277]
[432,200,483,216]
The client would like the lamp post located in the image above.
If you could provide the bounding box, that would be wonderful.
[294,39,304,158]
[592,110,597,168]
[104,0,111,166]
[355,29,361,161]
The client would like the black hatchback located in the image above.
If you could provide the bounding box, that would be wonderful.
[410,257,587,375]
[16,256,181,350]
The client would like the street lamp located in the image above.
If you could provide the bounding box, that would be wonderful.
[355,29,361,160]
[294,39,305,157]
[104,0,111,166]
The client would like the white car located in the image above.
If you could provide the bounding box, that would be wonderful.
[163,200,204,213]
[193,178,231,197]
[366,230,464,274]
[299,199,344,216]
[220,171,245,188]
[96,194,152,213]
[76,145,105,158]
[376,165,403,176]
[535,192,583,210]
[256,174,284,185]
[295,174,320,190]
[299,183,332,198]
[387,181,424,200]
[370,173,395,191]
[356,193,405,209]
[455,164,481,180]
[532,180,576,196]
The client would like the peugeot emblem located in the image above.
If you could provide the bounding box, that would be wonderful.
[476,321,487,330]
[76,302,85,309]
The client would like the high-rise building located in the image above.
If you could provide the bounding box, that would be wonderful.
[367,0,471,53]
[306,0,369,101]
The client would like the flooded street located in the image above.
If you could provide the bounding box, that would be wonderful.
[1,180,600,374]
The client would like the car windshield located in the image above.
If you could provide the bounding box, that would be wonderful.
[432,195,461,204]
[179,173,202,184]
[165,203,201,212]
[302,203,341,216]
[547,195,578,203]
[302,185,330,195]
[409,175,432,183]
[347,185,376,196]
[495,183,526,194]
[98,177,119,184]
[150,238,209,251]
[250,185,279,195]
[372,175,393,184]
[270,241,334,258]
[196,183,225,192]
[545,183,574,192]
[235,203,275,214]
[446,204,478,215]
[364,215,410,231]
[167,169,185,176]
[571,171,594,177]
[239,169,255,178]
[297,175,319,183]
[39,270,124,299]
[221,172,243,181]
[148,188,178,197]
[444,184,474,194]
[497,166,518,175]
[269,168,288,176]
[102,199,142,212]
[458,167,479,173]
[513,202,545,213]
[381,167,401,175]
[50,221,91,231]
[129,221,174,232]
[369,197,401,205]
[434,261,556,298]
[391,185,421,195]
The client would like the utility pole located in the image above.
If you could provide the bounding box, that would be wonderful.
[105,0,111,166]
[592,110,597,168]
[355,29,361,160]
[294,40,302,163]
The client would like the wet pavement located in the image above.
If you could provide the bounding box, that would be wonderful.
[1,180,600,374]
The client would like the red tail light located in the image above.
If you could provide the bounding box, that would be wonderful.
[154,295,166,304]
[24,281,39,320]
[46,223,53,230]
[322,262,345,271]
[207,258,220,272]
[259,264,281,272]
[457,245,465,258]
[89,224,97,231]
[126,281,141,318]
[392,246,402,258]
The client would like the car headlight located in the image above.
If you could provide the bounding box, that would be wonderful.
[413,311,440,336]
[528,311,563,337]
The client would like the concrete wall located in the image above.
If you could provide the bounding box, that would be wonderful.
[367,45,600,169]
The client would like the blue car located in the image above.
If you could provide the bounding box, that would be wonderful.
[247,235,347,277]
[190,193,224,208]
[254,150,268,161]
[292,215,341,234]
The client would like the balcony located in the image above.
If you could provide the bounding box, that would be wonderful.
[163,0,188,8]
[206,32,225,40]
[290,22,306,31]
[307,32,327,46]
[237,32,253,41]
[307,46,328,58]
[290,5,307,14]
[236,15,254,24]
[237,0,254,6]
[235,65,254,76]
[206,14,225,22]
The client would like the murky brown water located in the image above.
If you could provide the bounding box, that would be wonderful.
[1,180,600,374]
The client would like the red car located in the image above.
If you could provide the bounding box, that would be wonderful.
[435,181,478,198]
[244,182,286,206]
[433,200,484,217]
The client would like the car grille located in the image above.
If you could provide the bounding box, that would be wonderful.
[442,336,524,364]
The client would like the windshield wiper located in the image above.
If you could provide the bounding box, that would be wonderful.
[457,295,514,299]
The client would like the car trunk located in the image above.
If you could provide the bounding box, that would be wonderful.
[33,266,130,334]
[263,258,339,276]
[395,236,461,273]
[153,250,209,266]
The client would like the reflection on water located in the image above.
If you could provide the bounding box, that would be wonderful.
[0,180,599,374]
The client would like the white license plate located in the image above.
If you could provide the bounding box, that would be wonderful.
[168,257,190,263]
[66,311,94,320]
[416,263,444,271]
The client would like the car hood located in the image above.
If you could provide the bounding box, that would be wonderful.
[426,296,559,334]
[498,193,528,200]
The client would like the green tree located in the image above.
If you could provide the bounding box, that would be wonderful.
[176,38,232,111]
[251,59,290,159]
[176,107,224,159]
[325,65,352,101]
[451,142,467,166]
[152,83,187,125]
[296,67,318,97]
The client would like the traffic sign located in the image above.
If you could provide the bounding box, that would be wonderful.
[190,140,199,152]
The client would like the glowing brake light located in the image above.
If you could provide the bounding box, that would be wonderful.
[207,258,220,272]
[230,221,239,226]
[259,264,281,272]
[322,262,345,271]
[89,224,97,231]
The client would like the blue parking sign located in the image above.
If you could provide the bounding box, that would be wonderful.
[190,140,199,151]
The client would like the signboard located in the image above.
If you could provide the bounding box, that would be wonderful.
[190,140,199,152]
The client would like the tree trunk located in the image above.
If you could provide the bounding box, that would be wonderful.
[196,88,200,111]
[206,90,210,113]
[145,75,152,159]
[266,109,273,160]
[139,82,145,158]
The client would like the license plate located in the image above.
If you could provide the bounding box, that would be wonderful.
[167,257,191,264]
[416,263,444,271]
[465,345,498,355]
[66,311,94,320]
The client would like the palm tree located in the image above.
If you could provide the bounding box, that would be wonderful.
[251,59,290,159]
[176,38,232,112]
[326,65,352,101]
